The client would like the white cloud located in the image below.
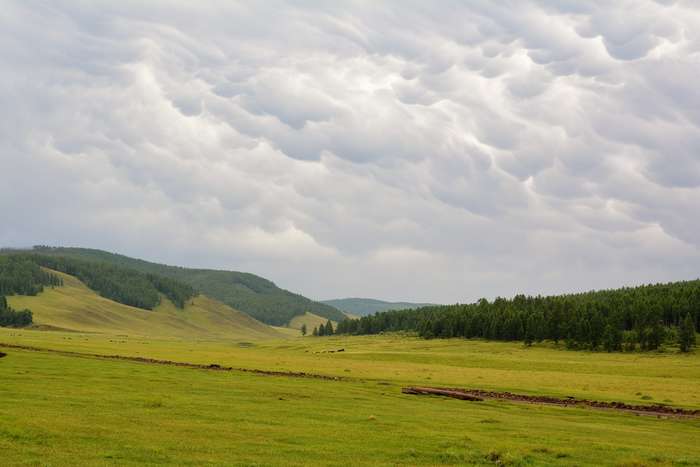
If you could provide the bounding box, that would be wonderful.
[1,0,699,303]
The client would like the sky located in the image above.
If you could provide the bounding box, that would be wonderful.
[1,1,699,303]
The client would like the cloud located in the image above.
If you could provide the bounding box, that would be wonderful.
[1,0,699,303]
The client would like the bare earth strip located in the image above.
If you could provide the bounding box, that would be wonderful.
[402,386,700,418]
[0,342,344,381]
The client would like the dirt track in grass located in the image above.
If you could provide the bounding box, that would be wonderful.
[0,342,344,380]
[402,386,700,418]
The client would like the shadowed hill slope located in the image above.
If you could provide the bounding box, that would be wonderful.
[24,247,345,326]
[7,269,284,339]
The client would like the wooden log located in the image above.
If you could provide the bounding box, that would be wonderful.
[402,387,484,401]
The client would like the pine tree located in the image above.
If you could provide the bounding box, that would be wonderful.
[312,326,319,337]
[324,320,334,336]
[679,314,696,352]
[300,323,307,336]
[524,314,537,346]
[602,324,622,352]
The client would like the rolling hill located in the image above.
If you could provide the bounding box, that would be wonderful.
[6,269,283,339]
[288,311,337,333]
[22,247,345,326]
[322,297,435,317]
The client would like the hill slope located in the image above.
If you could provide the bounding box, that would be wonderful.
[26,247,345,326]
[7,269,284,339]
[322,298,435,317]
[288,311,337,333]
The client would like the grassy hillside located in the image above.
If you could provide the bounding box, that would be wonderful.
[1,331,699,465]
[26,247,345,326]
[288,311,335,333]
[322,297,435,317]
[6,269,283,340]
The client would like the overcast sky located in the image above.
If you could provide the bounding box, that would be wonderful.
[2,1,699,303]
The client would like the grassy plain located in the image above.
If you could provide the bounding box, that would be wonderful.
[1,327,699,466]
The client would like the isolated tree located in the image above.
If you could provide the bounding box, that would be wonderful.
[300,324,307,336]
[679,314,697,352]
[312,326,318,337]
[324,320,334,336]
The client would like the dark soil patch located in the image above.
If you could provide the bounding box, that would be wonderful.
[0,342,344,381]
[402,386,700,418]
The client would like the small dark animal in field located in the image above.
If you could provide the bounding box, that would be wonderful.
[0,352,6,358]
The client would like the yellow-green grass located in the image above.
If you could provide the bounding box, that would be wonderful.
[0,342,699,466]
[288,311,336,331]
[6,270,283,340]
[273,325,305,337]
[2,329,699,410]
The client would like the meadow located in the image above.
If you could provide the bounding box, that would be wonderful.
[1,328,699,466]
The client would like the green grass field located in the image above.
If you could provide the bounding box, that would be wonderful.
[1,274,699,466]
[1,328,699,466]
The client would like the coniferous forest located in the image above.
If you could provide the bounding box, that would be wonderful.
[0,295,33,327]
[0,253,197,311]
[0,256,63,327]
[336,280,699,352]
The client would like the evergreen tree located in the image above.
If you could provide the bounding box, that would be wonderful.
[602,324,622,352]
[324,320,334,336]
[524,314,537,346]
[312,326,319,337]
[679,314,696,352]
[300,323,307,336]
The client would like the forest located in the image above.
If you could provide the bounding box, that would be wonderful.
[0,252,196,310]
[0,295,33,327]
[0,255,62,327]
[27,246,346,325]
[336,280,699,352]
[0,255,63,296]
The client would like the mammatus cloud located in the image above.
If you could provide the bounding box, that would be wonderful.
[1,0,699,302]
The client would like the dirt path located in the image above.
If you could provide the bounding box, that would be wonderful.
[0,342,344,381]
[402,386,700,418]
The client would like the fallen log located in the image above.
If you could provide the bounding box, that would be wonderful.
[402,386,700,418]
[402,386,483,401]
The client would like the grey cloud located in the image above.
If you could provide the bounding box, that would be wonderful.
[1,0,699,303]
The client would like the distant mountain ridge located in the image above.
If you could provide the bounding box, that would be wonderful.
[322,297,436,317]
[19,246,345,326]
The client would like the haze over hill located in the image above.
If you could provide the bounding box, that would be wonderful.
[25,247,345,326]
[322,298,435,317]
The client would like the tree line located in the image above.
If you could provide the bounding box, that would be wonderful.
[336,279,699,352]
[0,253,197,310]
[0,256,62,328]
[28,246,346,326]
[0,295,32,327]
[0,255,63,296]
[305,320,335,337]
